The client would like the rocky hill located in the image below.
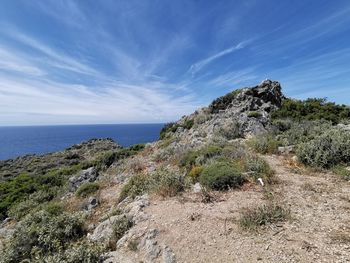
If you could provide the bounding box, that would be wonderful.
[1,80,349,263]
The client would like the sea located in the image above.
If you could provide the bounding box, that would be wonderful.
[0,124,164,161]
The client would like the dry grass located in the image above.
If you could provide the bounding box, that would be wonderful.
[239,203,290,231]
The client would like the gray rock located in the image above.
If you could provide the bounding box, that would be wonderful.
[278,145,295,155]
[89,214,125,242]
[87,196,99,210]
[163,245,176,263]
[145,239,161,260]
[193,182,202,193]
[69,167,98,192]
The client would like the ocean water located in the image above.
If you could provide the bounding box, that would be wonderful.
[0,124,164,160]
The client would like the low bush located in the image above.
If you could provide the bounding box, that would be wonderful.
[276,120,332,146]
[188,166,203,182]
[180,150,198,168]
[113,216,133,241]
[296,128,350,168]
[0,210,86,262]
[48,241,104,263]
[244,155,275,181]
[247,111,262,118]
[8,199,38,220]
[0,172,66,220]
[222,143,248,160]
[240,203,290,230]
[247,134,280,154]
[119,169,185,201]
[75,182,100,197]
[119,174,150,202]
[272,118,293,132]
[160,122,180,139]
[151,169,184,197]
[183,118,194,130]
[94,144,145,171]
[199,161,245,190]
[180,145,223,168]
[43,202,64,216]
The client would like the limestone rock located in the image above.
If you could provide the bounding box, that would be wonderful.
[69,167,98,192]
[89,214,125,242]
[163,245,176,263]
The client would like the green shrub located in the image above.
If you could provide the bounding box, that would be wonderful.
[188,166,203,182]
[245,155,275,181]
[272,118,293,132]
[113,216,133,241]
[75,182,100,197]
[94,144,145,171]
[0,210,85,262]
[240,203,290,230]
[180,150,199,168]
[296,129,350,168]
[0,172,66,220]
[222,143,248,160]
[180,145,223,168]
[183,118,194,130]
[276,120,332,146]
[160,122,180,139]
[199,161,246,190]
[247,134,280,154]
[272,98,350,124]
[150,169,184,197]
[45,241,104,263]
[8,199,38,220]
[42,202,64,216]
[119,169,185,201]
[119,174,150,202]
[247,111,262,118]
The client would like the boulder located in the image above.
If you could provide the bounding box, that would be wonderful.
[69,167,98,192]
[89,214,126,242]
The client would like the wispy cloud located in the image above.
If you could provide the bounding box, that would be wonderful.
[188,41,248,75]
[0,46,44,76]
[208,67,258,87]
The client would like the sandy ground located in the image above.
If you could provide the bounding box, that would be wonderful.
[131,155,350,263]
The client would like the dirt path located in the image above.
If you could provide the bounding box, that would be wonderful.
[131,155,350,263]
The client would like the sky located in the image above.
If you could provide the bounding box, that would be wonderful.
[0,0,350,126]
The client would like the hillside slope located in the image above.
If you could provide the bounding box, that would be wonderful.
[1,80,349,263]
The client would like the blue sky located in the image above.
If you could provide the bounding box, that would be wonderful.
[0,0,350,125]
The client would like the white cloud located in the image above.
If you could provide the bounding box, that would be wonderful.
[188,41,248,75]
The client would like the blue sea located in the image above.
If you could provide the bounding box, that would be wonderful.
[0,124,164,160]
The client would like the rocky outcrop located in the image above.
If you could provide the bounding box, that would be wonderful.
[162,80,284,149]
[69,167,98,192]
